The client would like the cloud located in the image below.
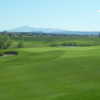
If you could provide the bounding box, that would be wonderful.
[96,10,100,13]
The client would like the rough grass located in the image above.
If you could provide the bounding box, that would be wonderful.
[0,46,100,100]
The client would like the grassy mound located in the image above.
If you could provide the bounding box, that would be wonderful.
[0,46,100,100]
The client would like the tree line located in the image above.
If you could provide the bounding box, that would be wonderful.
[0,34,24,49]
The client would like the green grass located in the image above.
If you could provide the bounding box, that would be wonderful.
[11,35,100,47]
[0,46,100,100]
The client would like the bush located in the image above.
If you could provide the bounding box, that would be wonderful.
[17,41,24,48]
[0,53,3,56]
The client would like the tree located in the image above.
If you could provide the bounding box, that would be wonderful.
[0,35,12,49]
[17,35,24,48]
[98,33,100,38]
[17,41,24,48]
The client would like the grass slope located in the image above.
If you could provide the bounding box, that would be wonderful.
[0,47,100,100]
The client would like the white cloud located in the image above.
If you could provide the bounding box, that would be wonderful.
[96,10,100,13]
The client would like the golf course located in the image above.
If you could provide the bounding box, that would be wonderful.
[0,46,100,100]
[1,0,100,99]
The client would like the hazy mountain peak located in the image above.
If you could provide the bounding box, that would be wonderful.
[8,26,66,33]
[8,26,99,35]
[9,26,35,32]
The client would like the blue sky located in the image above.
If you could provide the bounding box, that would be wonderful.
[0,0,100,31]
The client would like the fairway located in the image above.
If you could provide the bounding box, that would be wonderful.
[0,46,100,100]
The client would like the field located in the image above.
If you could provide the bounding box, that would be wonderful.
[0,46,100,100]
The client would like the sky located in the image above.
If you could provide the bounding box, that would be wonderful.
[0,0,100,31]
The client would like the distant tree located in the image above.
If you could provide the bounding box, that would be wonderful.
[17,41,24,48]
[0,35,12,49]
[98,33,100,38]
[17,35,24,48]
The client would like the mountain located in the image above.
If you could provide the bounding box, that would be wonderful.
[8,26,68,34]
[9,26,37,33]
[8,26,99,35]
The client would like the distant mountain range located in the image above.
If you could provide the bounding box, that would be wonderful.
[8,26,99,35]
